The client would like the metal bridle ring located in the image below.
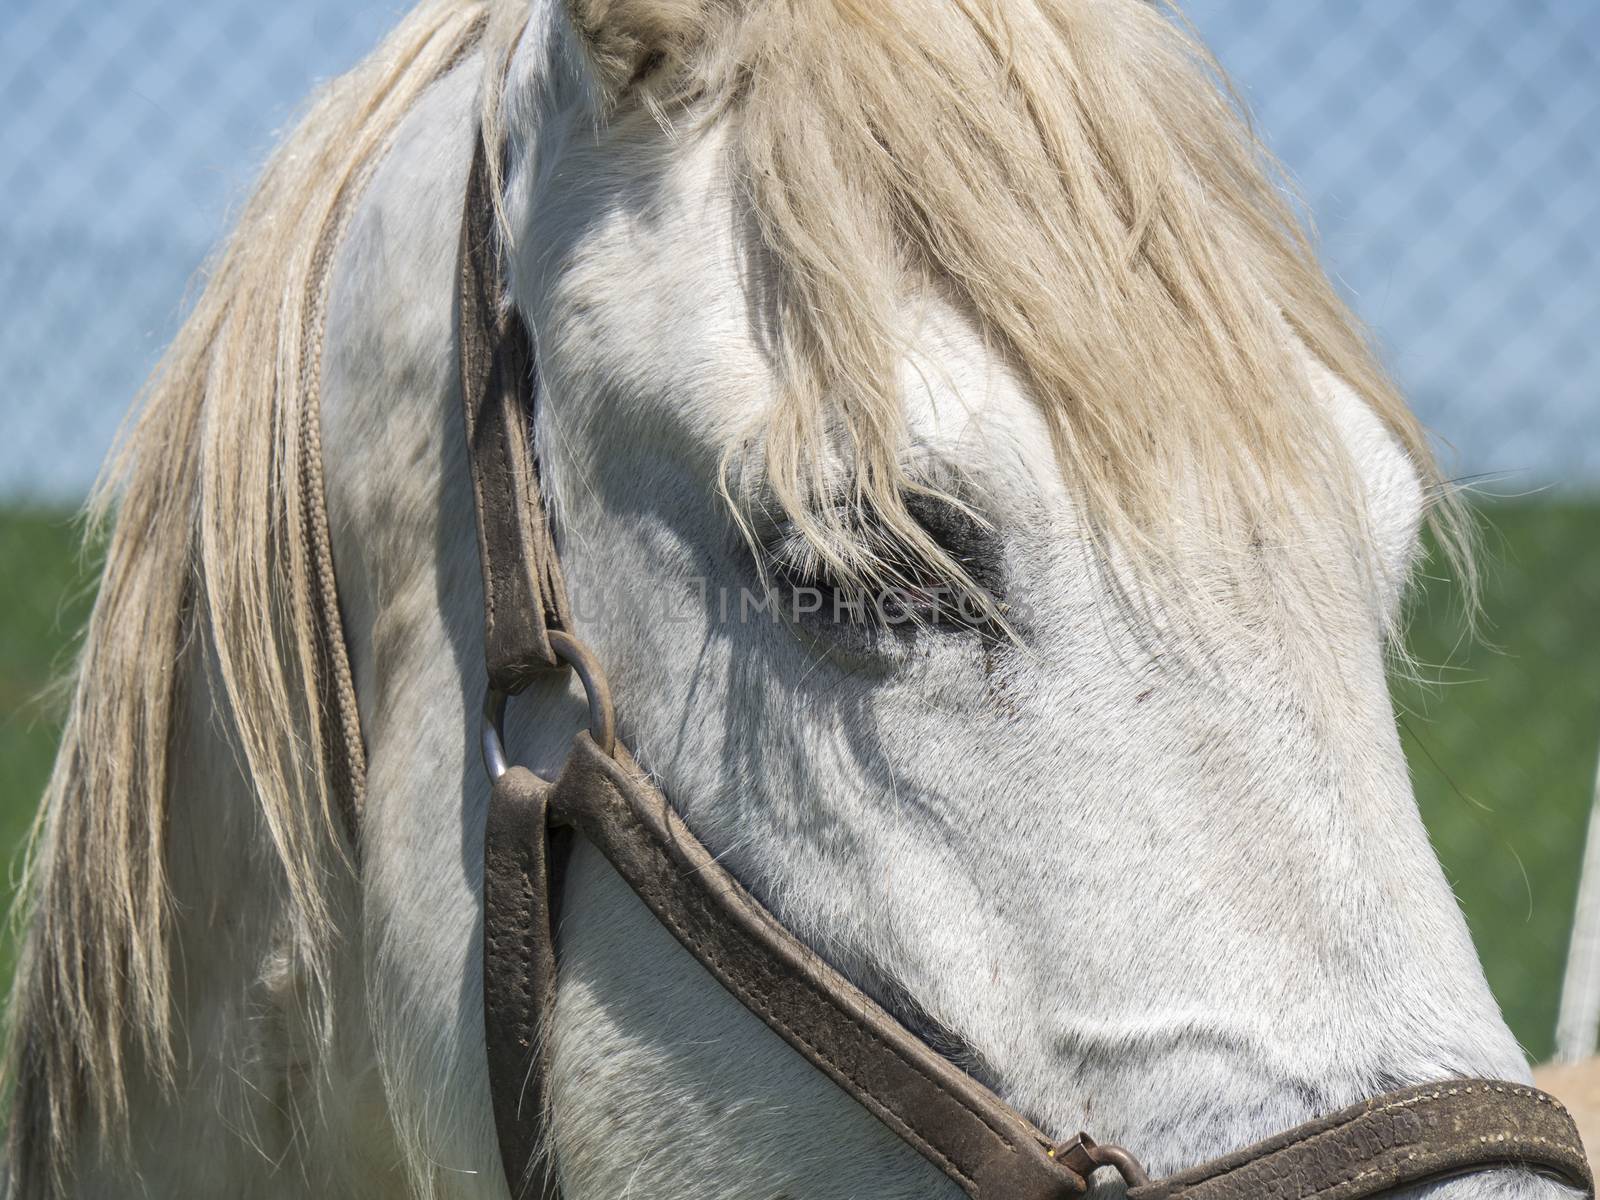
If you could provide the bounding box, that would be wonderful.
[1053,1134,1151,1191]
[481,631,617,782]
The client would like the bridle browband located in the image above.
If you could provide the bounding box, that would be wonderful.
[439,123,1592,1199]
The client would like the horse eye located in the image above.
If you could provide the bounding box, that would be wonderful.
[761,495,1005,632]
[901,494,999,582]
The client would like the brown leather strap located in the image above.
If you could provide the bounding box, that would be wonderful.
[461,125,572,1199]
[482,766,562,1200]
[458,132,570,691]
[538,734,1091,1199]
[1127,1079,1592,1200]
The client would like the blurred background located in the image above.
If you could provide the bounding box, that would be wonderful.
[1,1,1596,1058]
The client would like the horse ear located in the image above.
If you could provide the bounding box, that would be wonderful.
[566,0,714,95]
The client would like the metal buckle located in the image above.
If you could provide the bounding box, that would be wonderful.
[1053,1133,1151,1189]
[481,630,617,782]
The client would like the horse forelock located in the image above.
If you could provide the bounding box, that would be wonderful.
[560,0,1472,620]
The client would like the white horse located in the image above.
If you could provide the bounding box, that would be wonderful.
[5,1,1576,1197]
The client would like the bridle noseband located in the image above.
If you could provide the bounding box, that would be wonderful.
[447,129,1592,1200]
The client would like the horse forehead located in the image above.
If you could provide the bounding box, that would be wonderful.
[538,128,774,408]
[897,299,1064,489]
[547,125,739,298]
[538,143,1029,485]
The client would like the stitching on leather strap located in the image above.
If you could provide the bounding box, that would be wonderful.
[504,840,540,1076]
[460,167,495,642]
[1161,1083,1581,1197]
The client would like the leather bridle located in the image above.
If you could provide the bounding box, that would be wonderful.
[439,123,1593,1199]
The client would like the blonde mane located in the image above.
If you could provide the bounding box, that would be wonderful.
[4,0,520,1187]
[596,0,1467,604]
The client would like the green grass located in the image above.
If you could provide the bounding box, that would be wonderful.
[0,500,1595,1060]
[1396,500,1600,1062]
[0,508,97,981]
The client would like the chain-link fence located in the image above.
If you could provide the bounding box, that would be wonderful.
[1,0,399,500]
[1,0,1597,1059]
